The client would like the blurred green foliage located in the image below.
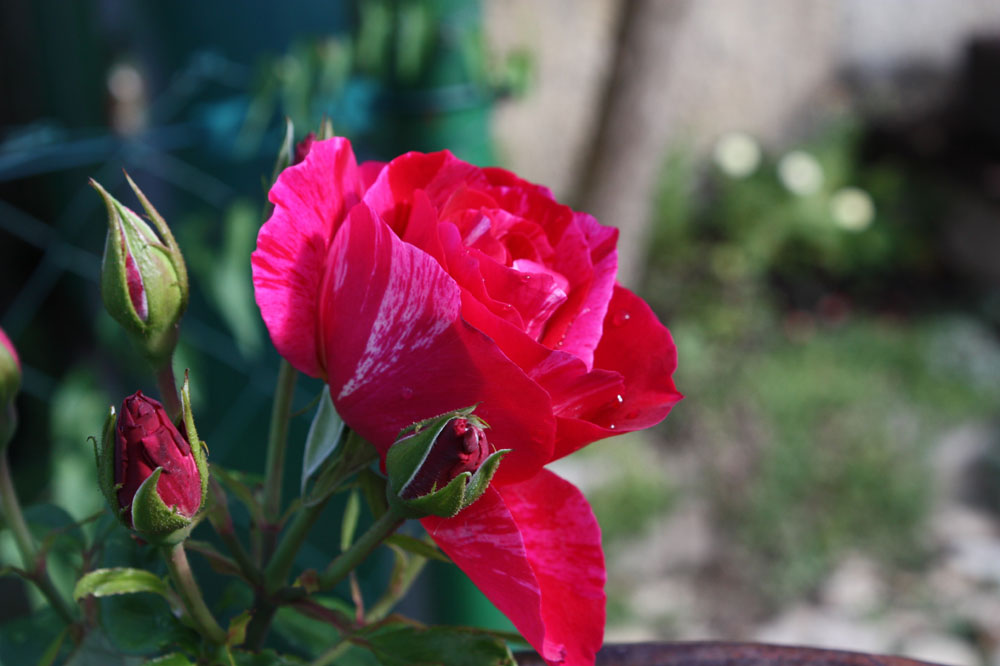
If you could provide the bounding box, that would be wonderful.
[630,118,1000,607]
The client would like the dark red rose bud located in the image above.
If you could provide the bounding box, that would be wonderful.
[294,133,316,165]
[401,418,490,500]
[115,391,201,526]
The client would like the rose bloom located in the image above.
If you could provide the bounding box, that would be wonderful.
[252,137,681,666]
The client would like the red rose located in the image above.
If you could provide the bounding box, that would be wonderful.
[115,391,202,526]
[252,138,681,666]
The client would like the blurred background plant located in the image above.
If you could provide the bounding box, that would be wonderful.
[4,0,1000,664]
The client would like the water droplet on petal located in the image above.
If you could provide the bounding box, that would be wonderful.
[616,394,624,404]
[608,424,616,430]
[611,311,631,327]
[401,387,413,399]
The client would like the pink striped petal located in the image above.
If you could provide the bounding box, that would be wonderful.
[252,137,363,378]
[424,469,606,666]
[552,285,682,460]
[540,214,618,370]
[319,203,556,480]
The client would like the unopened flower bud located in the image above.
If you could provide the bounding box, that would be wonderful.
[0,327,20,408]
[401,418,490,500]
[116,391,200,520]
[0,327,21,448]
[294,132,316,165]
[92,176,188,370]
[386,406,509,518]
[95,379,207,543]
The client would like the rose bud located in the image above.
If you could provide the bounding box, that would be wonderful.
[91,176,188,370]
[0,327,21,448]
[95,378,207,543]
[385,406,509,519]
[294,132,316,165]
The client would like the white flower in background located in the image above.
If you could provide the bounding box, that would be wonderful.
[829,187,875,231]
[777,150,824,196]
[713,131,762,179]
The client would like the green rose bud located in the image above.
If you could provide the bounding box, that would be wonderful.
[91,176,188,370]
[0,327,21,449]
[385,406,509,519]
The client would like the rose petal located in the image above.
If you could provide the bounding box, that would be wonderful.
[423,469,606,666]
[320,203,556,481]
[540,214,618,370]
[480,259,567,341]
[552,285,683,460]
[364,150,483,227]
[358,160,386,190]
[439,223,523,328]
[422,489,546,656]
[252,137,363,378]
[482,166,557,201]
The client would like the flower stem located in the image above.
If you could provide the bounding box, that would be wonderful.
[366,548,429,623]
[205,479,261,585]
[263,494,331,594]
[155,361,182,422]
[262,360,297,530]
[0,455,77,625]
[162,542,227,645]
[318,505,405,591]
[309,638,351,666]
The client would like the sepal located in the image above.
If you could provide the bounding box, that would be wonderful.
[95,406,121,521]
[385,406,509,519]
[130,468,195,545]
[180,371,209,514]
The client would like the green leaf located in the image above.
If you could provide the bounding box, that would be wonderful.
[303,431,379,508]
[0,564,30,579]
[144,654,196,665]
[24,503,86,548]
[37,627,70,666]
[185,540,244,580]
[271,602,378,666]
[212,466,265,526]
[73,568,169,601]
[358,469,388,518]
[227,610,253,647]
[301,387,346,495]
[272,600,352,655]
[0,608,68,665]
[99,592,196,655]
[340,490,361,552]
[384,534,449,563]
[229,649,309,665]
[64,629,146,665]
[361,624,516,666]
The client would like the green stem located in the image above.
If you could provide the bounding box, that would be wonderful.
[318,506,405,591]
[162,543,227,645]
[263,495,332,593]
[366,551,429,623]
[218,529,260,585]
[205,480,260,585]
[309,638,351,666]
[155,362,182,422]
[241,594,278,652]
[262,360,297,528]
[0,455,77,625]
